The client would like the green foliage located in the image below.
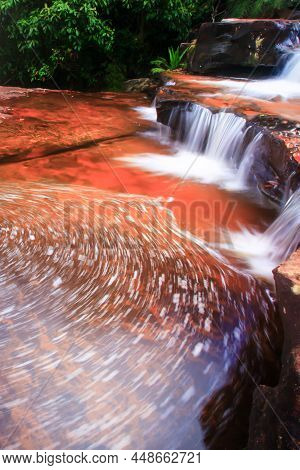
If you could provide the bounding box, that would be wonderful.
[0,0,298,89]
[103,62,126,90]
[0,0,196,89]
[228,0,297,18]
[151,46,190,74]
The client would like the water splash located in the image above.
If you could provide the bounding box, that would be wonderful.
[226,188,300,278]
[278,49,300,81]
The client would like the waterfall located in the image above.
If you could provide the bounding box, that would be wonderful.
[169,104,247,159]
[126,103,262,190]
[278,49,300,81]
[262,188,300,262]
[195,47,300,100]
[165,103,262,188]
[227,188,300,277]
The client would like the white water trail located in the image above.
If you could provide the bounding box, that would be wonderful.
[279,49,300,81]
[133,102,157,122]
[124,104,262,191]
[192,48,300,100]
[226,188,300,278]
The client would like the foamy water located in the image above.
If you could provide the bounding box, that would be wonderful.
[134,105,157,122]
[122,150,247,190]
[222,189,300,278]
[124,104,262,191]
[206,78,300,101]
[191,49,300,101]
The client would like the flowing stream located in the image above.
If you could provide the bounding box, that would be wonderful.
[0,75,297,449]
[226,188,300,277]
[190,47,300,100]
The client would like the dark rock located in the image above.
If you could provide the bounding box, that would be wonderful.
[243,124,300,202]
[124,77,161,97]
[248,250,300,449]
[276,9,300,20]
[189,20,300,74]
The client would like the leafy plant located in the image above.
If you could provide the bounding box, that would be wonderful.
[151,46,191,74]
[0,0,296,89]
[228,0,297,17]
[0,0,197,89]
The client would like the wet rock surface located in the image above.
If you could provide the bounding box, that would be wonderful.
[189,19,300,74]
[248,249,300,449]
[124,78,162,97]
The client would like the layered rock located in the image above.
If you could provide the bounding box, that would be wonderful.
[189,19,300,74]
[248,249,300,449]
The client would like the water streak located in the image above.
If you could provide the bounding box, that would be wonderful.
[191,48,300,100]
[278,49,300,82]
[226,188,300,278]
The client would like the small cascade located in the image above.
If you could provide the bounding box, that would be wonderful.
[227,188,300,277]
[127,103,264,190]
[197,47,300,100]
[277,49,300,81]
[261,188,300,262]
[168,104,248,161]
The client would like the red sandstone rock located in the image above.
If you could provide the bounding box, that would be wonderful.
[0,87,149,163]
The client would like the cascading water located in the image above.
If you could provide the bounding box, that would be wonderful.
[133,101,299,277]
[130,103,262,190]
[168,104,247,159]
[191,47,300,100]
[277,49,300,81]
[226,188,300,278]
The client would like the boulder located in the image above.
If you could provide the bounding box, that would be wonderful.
[248,249,300,449]
[189,19,300,74]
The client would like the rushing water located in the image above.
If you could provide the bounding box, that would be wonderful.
[124,104,263,190]
[225,188,300,278]
[0,83,296,449]
[190,48,300,100]
[0,182,280,449]
[279,49,300,81]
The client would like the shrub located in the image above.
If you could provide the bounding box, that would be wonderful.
[0,0,196,89]
[151,46,191,74]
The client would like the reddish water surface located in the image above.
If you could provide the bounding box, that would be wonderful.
[0,87,281,449]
